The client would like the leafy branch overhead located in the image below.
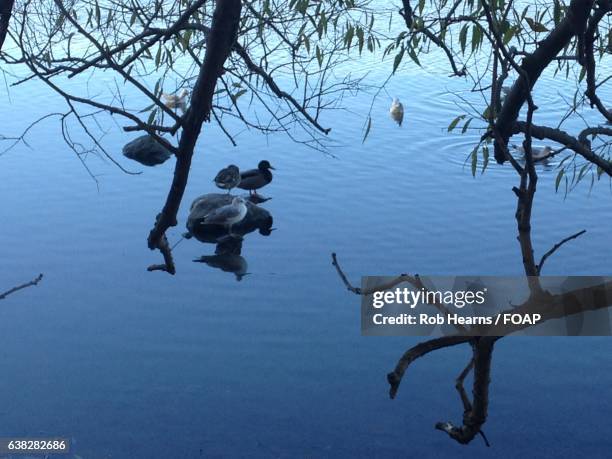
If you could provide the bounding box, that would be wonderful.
[386,0,612,187]
[3,0,380,152]
[336,0,611,446]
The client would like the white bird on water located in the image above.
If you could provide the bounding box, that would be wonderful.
[201,197,247,235]
[390,98,404,126]
[162,88,189,113]
[513,145,554,161]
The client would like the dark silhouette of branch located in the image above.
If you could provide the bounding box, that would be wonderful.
[511,122,612,176]
[20,60,177,156]
[400,0,466,77]
[232,39,333,134]
[331,0,610,448]
[146,235,175,273]
[146,0,242,274]
[486,280,612,336]
[578,126,612,146]
[0,0,14,51]
[331,253,467,329]
[331,252,415,295]
[435,337,496,445]
[186,20,333,135]
[66,0,208,79]
[481,0,543,291]
[455,357,475,412]
[584,0,612,123]
[0,273,43,300]
[493,0,595,164]
[537,229,587,274]
[52,0,182,125]
[387,336,474,399]
[332,255,612,445]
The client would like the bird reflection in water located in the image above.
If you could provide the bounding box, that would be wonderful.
[186,193,274,281]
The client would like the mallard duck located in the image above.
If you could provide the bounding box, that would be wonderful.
[237,160,275,195]
[390,98,404,126]
[201,197,247,234]
[214,165,241,193]
[162,89,189,112]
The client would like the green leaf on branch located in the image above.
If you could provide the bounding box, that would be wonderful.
[147,108,157,126]
[482,145,489,173]
[525,17,548,33]
[459,25,468,54]
[393,47,405,73]
[448,115,465,132]
[362,116,372,144]
[555,169,564,191]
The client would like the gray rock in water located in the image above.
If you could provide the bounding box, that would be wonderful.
[186,193,273,243]
[122,135,172,166]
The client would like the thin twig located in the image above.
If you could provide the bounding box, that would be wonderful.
[537,229,587,274]
[332,252,415,295]
[455,357,475,412]
[388,336,473,399]
[0,273,43,300]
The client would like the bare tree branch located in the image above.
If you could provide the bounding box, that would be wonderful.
[583,0,612,123]
[0,273,43,300]
[387,336,474,399]
[493,0,595,164]
[146,0,242,273]
[435,337,496,445]
[537,229,587,275]
[0,0,14,51]
[511,122,612,175]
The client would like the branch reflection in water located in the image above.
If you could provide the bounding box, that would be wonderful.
[334,252,612,446]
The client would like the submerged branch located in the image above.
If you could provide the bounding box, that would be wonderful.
[0,273,43,300]
[435,337,496,445]
[387,336,473,399]
[537,229,587,275]
[331,252,415,295]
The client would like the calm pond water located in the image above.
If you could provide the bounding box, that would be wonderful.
[1,34,612,458]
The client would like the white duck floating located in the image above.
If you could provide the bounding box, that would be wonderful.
[513,145,554,161]
[390,98,404,126]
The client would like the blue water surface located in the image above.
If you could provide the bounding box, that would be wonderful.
[1,19,612,459]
